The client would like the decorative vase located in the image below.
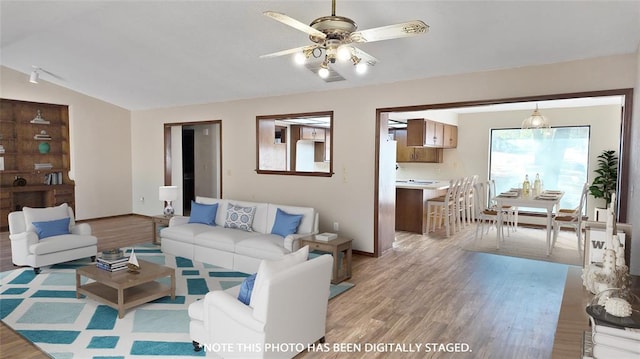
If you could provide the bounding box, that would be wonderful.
[38,141,50,154]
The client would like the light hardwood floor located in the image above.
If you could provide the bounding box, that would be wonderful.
[1,215,593,358]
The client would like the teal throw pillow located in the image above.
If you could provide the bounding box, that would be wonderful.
[32,217,71,239]
[271,208,303,237]
[237,273,257,305]
[224,203,256,232]
[189,201,218,225]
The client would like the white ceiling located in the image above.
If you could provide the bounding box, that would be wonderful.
[1,1,639,111]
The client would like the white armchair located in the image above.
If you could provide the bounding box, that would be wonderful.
[188,253,333,358]
[8,203,98,274]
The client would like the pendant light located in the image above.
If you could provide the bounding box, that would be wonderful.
[521,104,550,129]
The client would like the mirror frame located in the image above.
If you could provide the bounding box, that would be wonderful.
[256,111,334,177]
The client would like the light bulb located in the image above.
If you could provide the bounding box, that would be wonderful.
[294,52,306,65]
[355,62,368,75]
[337,46,352,61]
[318,67,330,78]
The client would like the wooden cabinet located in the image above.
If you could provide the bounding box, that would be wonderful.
[394,129,443,163]
[406,119,457,149]
[299,126,325,141]
[443,124,458,148]
[0,99,74,228]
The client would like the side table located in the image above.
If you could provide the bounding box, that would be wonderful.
[152,215,172,244]
[301,236,352,284]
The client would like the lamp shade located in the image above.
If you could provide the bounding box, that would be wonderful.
[521,104,550,130]
[159,186,178,201]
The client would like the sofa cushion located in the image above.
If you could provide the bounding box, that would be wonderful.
[224,203,257,232]
[32,217,71,239]
[161,223,214,244]
[266,204,315,235]
[249,245,309,309]
[237,273,257,305]
[271,208,303,238]
[194,227,262,252]
[189,201,218,225]
[23,204,72,233]
[29,234,97,255]
[235,235,289,260]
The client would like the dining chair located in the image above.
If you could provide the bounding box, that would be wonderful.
[489,179,517,232]
[464,175,479,225]
[473,181,509,240]
[454,176,470,231]
[551,183,589,258]
[426,178,458,237]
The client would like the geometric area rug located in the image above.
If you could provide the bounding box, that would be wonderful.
[0,243,354,358]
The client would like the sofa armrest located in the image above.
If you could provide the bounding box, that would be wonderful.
[169,215,190,227]
[284,233,312,252]
[204,291,265,333]
[9,231,39,244]
[9,231,39,264]
[71,223,92,235]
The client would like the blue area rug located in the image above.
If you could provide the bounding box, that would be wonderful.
[0,244,354,358]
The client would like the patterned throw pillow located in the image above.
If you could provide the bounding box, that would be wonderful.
[224,203,257,232]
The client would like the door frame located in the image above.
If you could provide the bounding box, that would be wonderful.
[164,120,223,200]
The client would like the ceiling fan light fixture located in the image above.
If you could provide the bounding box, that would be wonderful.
[355,61,368,75]
[294,52,307,65]
[337,45,352,61]
[318,62,330,78]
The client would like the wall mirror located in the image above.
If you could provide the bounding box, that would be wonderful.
[256,111,333,177]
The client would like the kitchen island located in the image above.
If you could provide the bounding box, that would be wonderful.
[396,180,450,234]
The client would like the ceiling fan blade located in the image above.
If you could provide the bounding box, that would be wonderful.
[352,47,378,65]
[264,11,327,39]
[350,20,429,43]
[260,45,319,59]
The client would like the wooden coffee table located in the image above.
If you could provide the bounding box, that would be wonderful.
[76,259,175,318]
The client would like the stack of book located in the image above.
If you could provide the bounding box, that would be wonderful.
[96,248,129,272]
[586,305,640,358]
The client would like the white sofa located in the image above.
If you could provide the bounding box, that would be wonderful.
[8,203,98,274]
[160,197,319,274]
[188,251,333,358]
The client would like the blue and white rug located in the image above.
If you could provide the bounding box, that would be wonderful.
[0,244,354,358]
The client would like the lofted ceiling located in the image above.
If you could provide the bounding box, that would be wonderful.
[1,1,639,111]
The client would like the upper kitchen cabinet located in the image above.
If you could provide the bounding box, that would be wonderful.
[393,129,442,163]
[443,124,458,148]
[406,119,457,149]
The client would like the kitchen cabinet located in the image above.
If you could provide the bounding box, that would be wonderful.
[297,126,325,141]
[393,129,442,163]
[443,124,458,148]
[396,187,446,233]
[407,119,458,149]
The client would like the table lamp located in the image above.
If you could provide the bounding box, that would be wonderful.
[159,185,178,216]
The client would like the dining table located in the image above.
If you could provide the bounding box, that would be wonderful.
[494,189,564,255]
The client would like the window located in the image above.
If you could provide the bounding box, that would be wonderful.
[489,126,590,211]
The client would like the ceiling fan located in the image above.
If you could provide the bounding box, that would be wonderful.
[261,0,429,80]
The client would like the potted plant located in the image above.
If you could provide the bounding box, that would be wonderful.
[589,149,618,221]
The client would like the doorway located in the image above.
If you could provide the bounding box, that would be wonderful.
[164,121,222,216]
[374,89,633,257]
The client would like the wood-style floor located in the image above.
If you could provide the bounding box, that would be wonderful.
[0,215,592,358]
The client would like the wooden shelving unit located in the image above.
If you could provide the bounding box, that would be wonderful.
[0,99,75,229]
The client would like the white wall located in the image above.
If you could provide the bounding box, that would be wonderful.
[0,66,132,220]
[130,54,638,253]
[628,47,640,275]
